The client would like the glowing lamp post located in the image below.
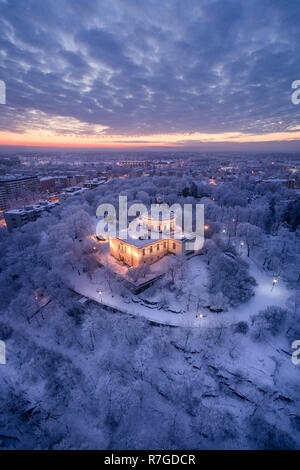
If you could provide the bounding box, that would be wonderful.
[271,276,279,291]
[97,289,103,300]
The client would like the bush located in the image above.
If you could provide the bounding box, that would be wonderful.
[0,322,13,340]
[286,313,300,344]
[233,321,249,335]
[208,252,256,307]
[251,306,288,341]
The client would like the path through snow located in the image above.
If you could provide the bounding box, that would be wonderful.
[70,256,291,328]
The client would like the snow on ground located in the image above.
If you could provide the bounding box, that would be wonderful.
[69,254,291,328]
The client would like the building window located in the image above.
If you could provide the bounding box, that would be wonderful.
[157,244,159,250]
[173,242,176,249]
[150,246,153,253]
[142,249,145,256]
[164,242,167,248]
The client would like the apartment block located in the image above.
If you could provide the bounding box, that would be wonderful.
[4,201,59,231]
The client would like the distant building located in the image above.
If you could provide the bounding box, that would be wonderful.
[74,175,87,184]
[117,161,148,166]
[0,156,20,167]
[58,187,88,202]
[54,176,69,189]
[39,177,55,192]
[261,178,296,189]
[0,176,39,210]
[4,201,59,231]
[83,179,106,189]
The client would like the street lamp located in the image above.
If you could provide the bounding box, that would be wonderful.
[271,276,279,291]
[97,289,102,298]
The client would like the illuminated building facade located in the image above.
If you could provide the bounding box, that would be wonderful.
[109,212,192,267]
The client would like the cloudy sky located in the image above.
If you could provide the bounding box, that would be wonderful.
[0,0,300,149]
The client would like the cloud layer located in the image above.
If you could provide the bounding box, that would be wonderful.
[0,0,300,146]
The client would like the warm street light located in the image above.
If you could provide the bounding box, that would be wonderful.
[204,225,209,230]
[271,276,279,291]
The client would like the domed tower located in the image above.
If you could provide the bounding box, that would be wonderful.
[142,209,175,234]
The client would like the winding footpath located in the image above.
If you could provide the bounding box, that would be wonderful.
[71,257,291,328]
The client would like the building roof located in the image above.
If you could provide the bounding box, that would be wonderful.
[116,229,188,248]
[5,201,59,215]
[0,175,38,183]
[39,176,55,181]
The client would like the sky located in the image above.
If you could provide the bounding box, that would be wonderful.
[1,0,300,150]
